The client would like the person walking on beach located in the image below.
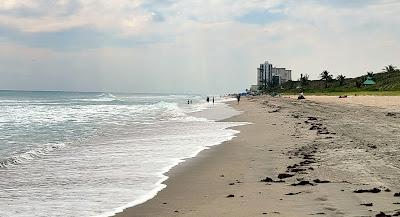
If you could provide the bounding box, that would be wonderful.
[206,97,210,103]
[236,94,240,104]
[212,97,215,105]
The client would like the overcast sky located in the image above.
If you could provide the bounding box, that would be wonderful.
[0,0,399,94]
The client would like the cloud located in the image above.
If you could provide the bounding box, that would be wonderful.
[306,0,392,8]
[0,0,152,33]
[0,0,81,18]
[238,10,285,25]
[0,24,172,50]
[0,0,399,93]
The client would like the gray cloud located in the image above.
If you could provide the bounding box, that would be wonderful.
[0,24,173,50]
[309,0,377,7]
[0,0,81,17]
[0,0,399,94]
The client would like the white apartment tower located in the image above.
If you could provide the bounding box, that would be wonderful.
[257,61,273,88]
[257,61,292,88]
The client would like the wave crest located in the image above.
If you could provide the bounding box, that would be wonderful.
[0,143,65,168]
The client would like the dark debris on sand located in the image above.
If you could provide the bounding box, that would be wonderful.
[269,109,280,113]
[260,177,274,182]
[354,188,381,193]
[285,192,302,195]
[313,179,330,184]
[287,164,299,169]
[303,154,316,160]
[290,168,307,173]
[376,211,400,217]
[226,194,235,198]
[376,212,390,217]
[260,177,285,183]
[311,212,326,215]
[386,112,399,117]
[278,173,295,179]
[308,117,318,121]
[291,180,315,186]
[360,203,373,206]
[394,192,400,197]
[300,160,316,165]
[310,125,320,130]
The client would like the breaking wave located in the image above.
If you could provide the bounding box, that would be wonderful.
[0,143,65,168]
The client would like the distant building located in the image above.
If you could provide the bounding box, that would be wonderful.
[256,61,292,89]
[250,85,259,92]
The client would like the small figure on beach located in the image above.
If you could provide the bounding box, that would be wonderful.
[212,97,215,105]
[187,100,190,104]
[206,97,210,103]
[236,94,240,104]
[298,92,305,100]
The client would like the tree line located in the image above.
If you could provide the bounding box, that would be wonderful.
[299,65,399,89]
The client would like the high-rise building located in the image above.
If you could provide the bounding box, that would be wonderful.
[257,61,292,88]
[257,61,273,88]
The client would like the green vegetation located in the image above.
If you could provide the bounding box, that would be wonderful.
[337,74,346,86]
[280,65,400,96]
[300,74,310,86]
[320,70,333,88]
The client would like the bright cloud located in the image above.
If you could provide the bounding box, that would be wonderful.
[0,0,399,93]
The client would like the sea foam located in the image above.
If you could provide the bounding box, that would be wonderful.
[0,91,243,217]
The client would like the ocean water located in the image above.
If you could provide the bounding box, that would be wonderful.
[0,91,242,217]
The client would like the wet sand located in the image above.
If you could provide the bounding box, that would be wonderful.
[114,95,400,217]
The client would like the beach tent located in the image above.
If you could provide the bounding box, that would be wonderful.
[363,76,376,85]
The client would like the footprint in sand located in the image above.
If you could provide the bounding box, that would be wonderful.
[315,197,328,201]
[322,207,345,216]
[324,207,336,211]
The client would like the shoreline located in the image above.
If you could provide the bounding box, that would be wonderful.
[113,97,296,217]
[108,99,245,217]
[112,100,248,217]
[113,95,400,217]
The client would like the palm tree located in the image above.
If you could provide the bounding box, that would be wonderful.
[300,74,310,86]
[320,70,333,88]
[337,74,346,86]
[367,71,374,78]
[383,65,398,73]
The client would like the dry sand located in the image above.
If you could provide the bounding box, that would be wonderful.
[114,96,400,217]
[301,95,400,112]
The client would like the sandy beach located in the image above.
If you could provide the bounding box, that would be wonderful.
[114,95,400,217]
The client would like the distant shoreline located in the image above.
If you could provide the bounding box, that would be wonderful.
[0,89,205,96]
